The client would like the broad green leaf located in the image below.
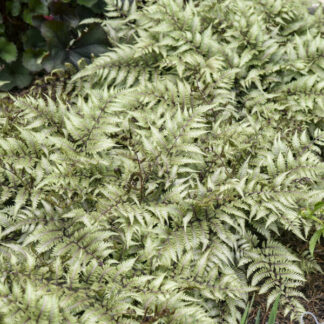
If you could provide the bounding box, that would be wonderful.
[40,20,70,49]
[10,0,21,16]
[23,49,45,72]
[0,38,17,63]
[0,61,32,90]
[23,0,48,24]
[22,28,46,50]
[68,24,109,66]
[49,1,80,28]
[41,23,109,71]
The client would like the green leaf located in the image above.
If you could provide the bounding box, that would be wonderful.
[11,0,21,16]
[0,38,17,63]
[23,0,48,24]
[268,294,280,324]
[41,48,67,72]
[68,24,109,66]
[240,294,255,324]
[309,229,323,256]
[0,61,32,90]
[22,28,46,50]
[49,1,80,28]
[40,20,70,49]
[313,201,324,213]
[255,309,261,324]
[40,21,71,71]
[23,49,45,72]
[41,23,109,71]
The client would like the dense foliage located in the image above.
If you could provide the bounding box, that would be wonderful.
[0,0,113,91]
[0,0,323,323]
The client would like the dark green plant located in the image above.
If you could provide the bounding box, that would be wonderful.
[0,0,111,91]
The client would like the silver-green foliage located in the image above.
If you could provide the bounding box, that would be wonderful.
[0,0,324,323]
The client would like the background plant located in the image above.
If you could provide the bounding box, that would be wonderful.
[0,0,121,91]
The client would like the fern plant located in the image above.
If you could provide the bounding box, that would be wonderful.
[0,0,324,323]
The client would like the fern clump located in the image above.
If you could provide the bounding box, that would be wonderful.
[0,0,323,323]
